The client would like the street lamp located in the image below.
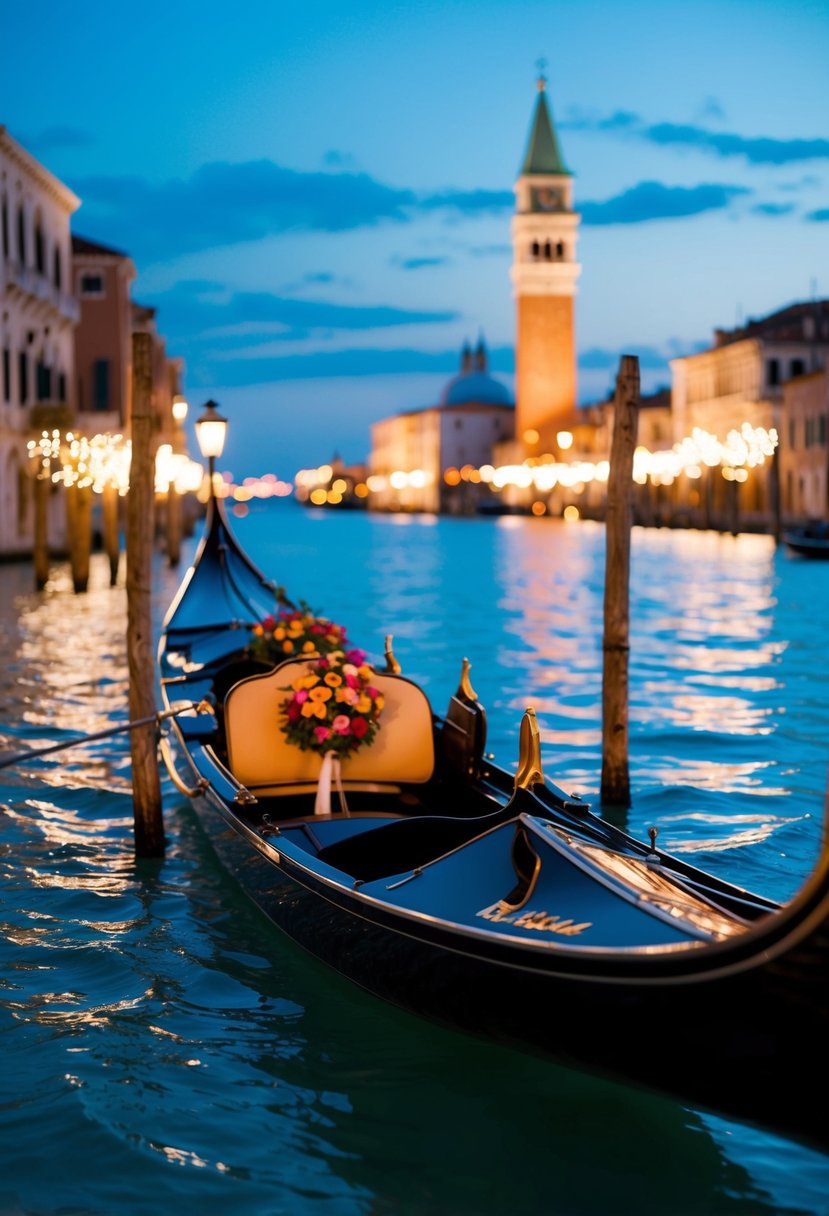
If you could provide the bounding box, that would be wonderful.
[194,399,227,500]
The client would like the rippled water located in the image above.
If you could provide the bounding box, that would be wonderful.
[1,503,827,1216]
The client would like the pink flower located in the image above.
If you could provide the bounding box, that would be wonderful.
[366,686,379,698]
[345,673,359,689]
[262,614,276,630]
[295,689,309,704]
[332,714,351,735]
[286,702,302,723]
[314,726,331,744]
[345,649,365,666]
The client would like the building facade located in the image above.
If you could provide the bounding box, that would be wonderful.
[779,368,829,524]
[0,127,79,556]
[369,340,514,513]
[670,302,829,529]
[510,73,580,458]
[72,235,137,436]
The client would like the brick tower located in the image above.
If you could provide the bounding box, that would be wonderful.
[511,71,581,455]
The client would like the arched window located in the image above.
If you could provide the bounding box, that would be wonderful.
[531,240,540,260]
[544,240,552,260]
[556,240,564,259]
[53,246,62,290]
[16,206,26,265]
[1,196,8,258]
[34,217,45,275]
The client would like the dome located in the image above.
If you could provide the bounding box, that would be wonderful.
[440,371,512,407]
[439,337,513,407]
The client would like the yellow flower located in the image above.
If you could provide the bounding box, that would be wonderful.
[356,694,372,713]
[274,627,286,641]
[292,673,319,691]
[252,624,264,637]
[312,701,328,719]
[357,665,372,680]
[309,686,332,702]
[302,640,316,653]
[374,694,385,711]
[324,672,342,687]
[301,701,317,718]
[335,687,349,702]
[283,640,295,653]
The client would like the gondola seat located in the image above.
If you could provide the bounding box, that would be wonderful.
[224,659,435,796]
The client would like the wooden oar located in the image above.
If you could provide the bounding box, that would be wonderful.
[0,701,213,772]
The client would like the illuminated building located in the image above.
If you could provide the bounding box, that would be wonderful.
[0,126,79,556]
[671,301,829,528]
[779,367,829,524]
[369,338,513,513]
[510,70,580,460]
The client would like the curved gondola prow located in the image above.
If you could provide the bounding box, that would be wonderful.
[161,492,283,638]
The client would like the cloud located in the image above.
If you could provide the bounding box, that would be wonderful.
[752,202,796,217]
[579,346,675,371]
[580,181,749,225]
[566,109,829,166]
[20,125,94,152]
[69,159,514,266]
[420,188,514,214]
[148,283,457,342]
[179,343,515,389]
[392,255,450,270]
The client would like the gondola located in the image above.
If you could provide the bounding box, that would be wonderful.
[783,522,829,559]
[158,491,829,1154]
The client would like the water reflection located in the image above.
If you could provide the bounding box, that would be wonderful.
[0,514,827,1213]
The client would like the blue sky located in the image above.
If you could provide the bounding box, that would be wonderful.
[4,0,829,477]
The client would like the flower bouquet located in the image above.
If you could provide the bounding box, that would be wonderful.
[280,648,385,814]
[248,602,350,666]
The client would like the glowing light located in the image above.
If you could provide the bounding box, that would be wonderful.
[563,505,580,521]
[531,500,547,516]
[523,428,540,445]
[556,431,574,450]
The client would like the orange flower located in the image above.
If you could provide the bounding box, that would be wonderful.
[324,672,342,687]
[283,639,295,653]
[309,686,332,702]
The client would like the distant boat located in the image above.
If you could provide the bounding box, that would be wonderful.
[157,490,829,1155]
[783,522,829,559]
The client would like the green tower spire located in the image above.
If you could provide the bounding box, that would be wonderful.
[520,69,571,177]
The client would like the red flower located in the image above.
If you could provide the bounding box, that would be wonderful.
[350,716,369,739]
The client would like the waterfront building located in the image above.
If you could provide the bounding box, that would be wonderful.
[510,72,580,460]
[369,339,513,513]
[0,127,79,557]
[779,367,829,524]
[72,235,137,436]
[670,301,829,529]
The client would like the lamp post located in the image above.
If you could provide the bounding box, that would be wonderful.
[194,399,228,503]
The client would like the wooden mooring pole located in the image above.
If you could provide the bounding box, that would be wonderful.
[127,331,164,856]
[66,481,93,593]
[600,354,640,809]
[33,466,50,590]
[102,482,121,586]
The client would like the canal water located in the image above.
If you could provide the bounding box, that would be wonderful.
[1,501,827,1216]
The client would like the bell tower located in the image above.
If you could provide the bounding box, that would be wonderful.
[511,69,581,455]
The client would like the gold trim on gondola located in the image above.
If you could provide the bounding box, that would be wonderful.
[514,706,544,791]
[384,634,402,674]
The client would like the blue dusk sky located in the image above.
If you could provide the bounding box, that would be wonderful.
[4,0,829,478]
